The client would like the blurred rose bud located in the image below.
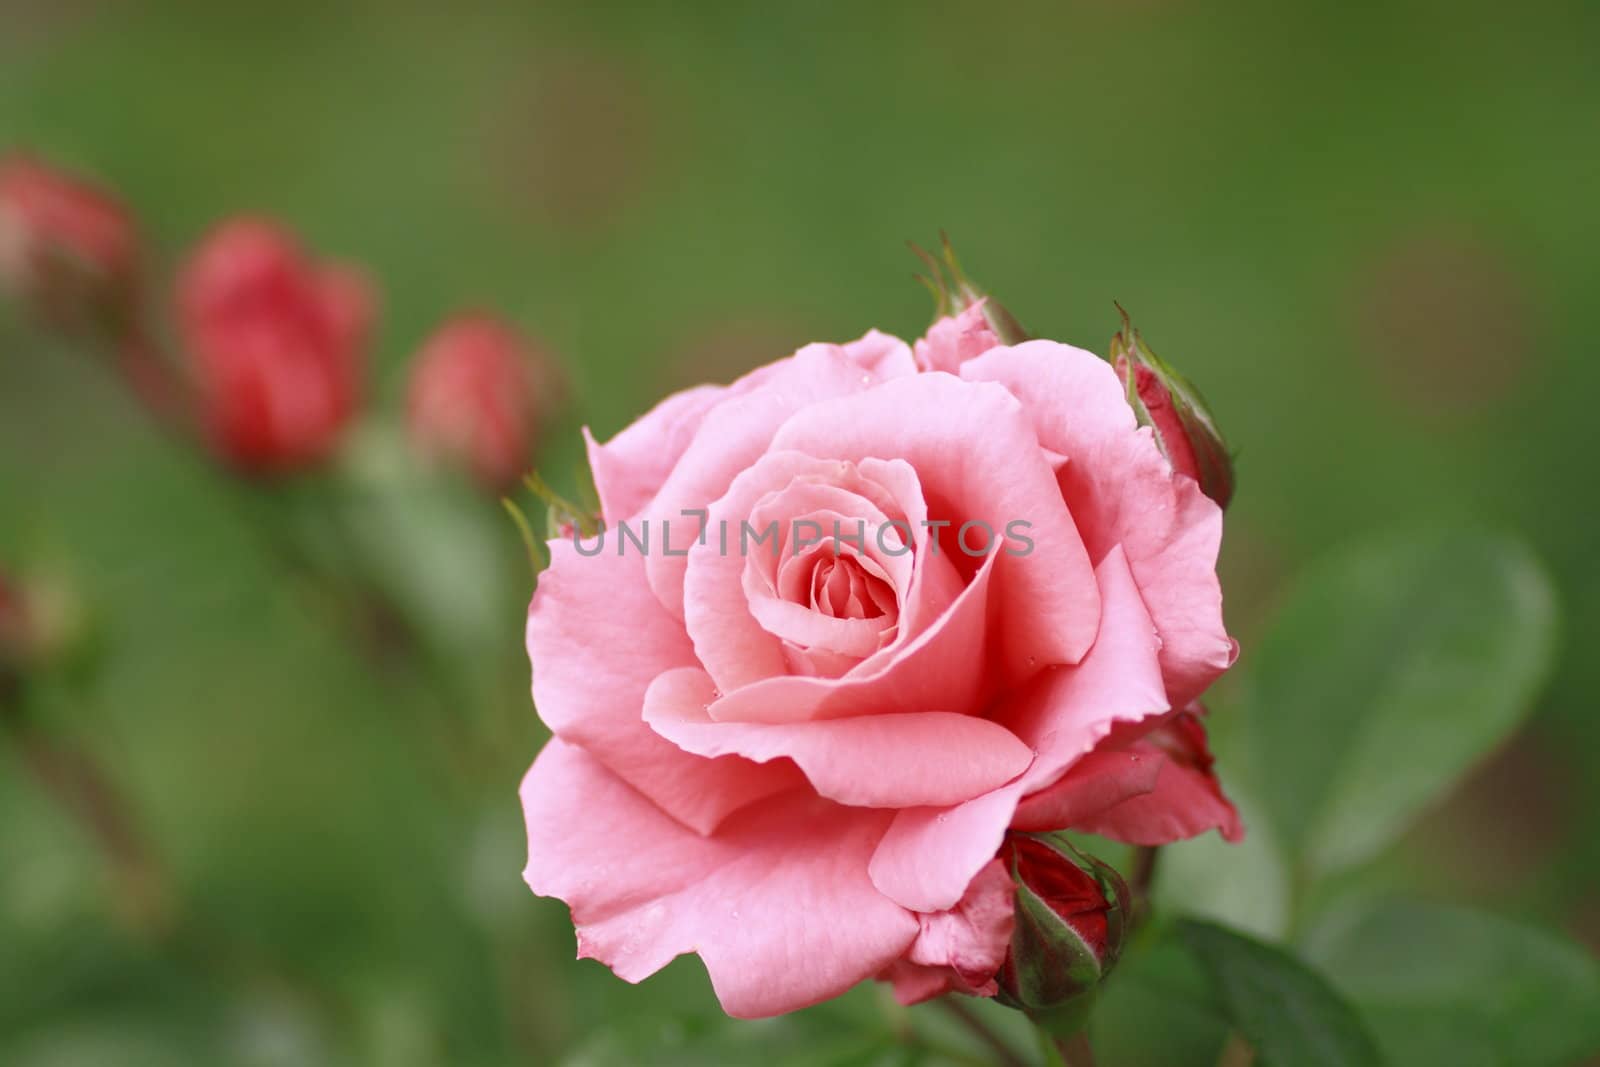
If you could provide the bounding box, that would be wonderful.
[0,566,95,684]
[1111,308,1234,509]
[0,153,138,328]
[406,314,551,492]
[996,833,1129,1027]
[0,570,26,678]
[176,218,373,473]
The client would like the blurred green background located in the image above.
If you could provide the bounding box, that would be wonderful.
[2,1,1597,1064]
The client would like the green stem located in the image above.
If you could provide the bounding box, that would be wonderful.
[1129,844,1160,924]
[0,684,171,936]
[1056,1029,1098,1067]
[1216,1032,1255,1067]
[937,997,1029,1067]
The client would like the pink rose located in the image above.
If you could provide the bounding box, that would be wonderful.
[520,314,1239,1017]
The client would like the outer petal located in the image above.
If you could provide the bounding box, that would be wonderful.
[869,782,1024,913]
[527,540,798,834]
[1070,710,1244,845]
[521,740,919,1018]
[881,859,1016,1004]
[961,342,1235,705]
[842,328,917,378]
[644,667,1032,809]
[584,384,727,524]
[1009,748,1163,831]
[1003,544,1171,793]
[770,372,1100,678]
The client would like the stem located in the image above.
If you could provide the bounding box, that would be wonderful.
[1216,1032,1256,1067]
[1129,844,1160,923]
[936,997,1029,1067]
[1,677,362,1042]
[1056,1030,1099,1067]
[0,686,171,935]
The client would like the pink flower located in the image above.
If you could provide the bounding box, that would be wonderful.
[176,218,372,473]
[0,154,137,318]
[520,313,1239,1017]
[406,314,549,491]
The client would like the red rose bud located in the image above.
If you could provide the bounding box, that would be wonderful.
[176,218,372,473]
[996,833,1130,1028]
[1111,306,1234,509]
[406,314,553,492]
[0,154,138,328]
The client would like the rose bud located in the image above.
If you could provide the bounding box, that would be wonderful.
[176,218,373,473]
[0,566,96,685]
[0,569,26,678]
[910,234,1027,372]
[406,314,550,491]
[0,153,138,328]
[1111,306,1234,509]
[996,833,1130,1027]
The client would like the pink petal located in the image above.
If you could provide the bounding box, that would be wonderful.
[1072,710,1244,845]
[913,302,1002,374]
[1010,747,1164,831]
[1004,544,1171,794]
[961,342,1235,706]
[527,540,798,834]
[644,667,1033,808]
[842,328,917,378]
[883,858,1016,1004]
[867,546,1170,910]
[705,546,997,724]
[584,384,727,524]
[770,372,1100,678]
[645,345,887,619]
[869,781,1025,913]
[683,452,915,690]
[521,740,919,1018]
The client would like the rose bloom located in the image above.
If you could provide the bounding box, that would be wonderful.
[520,301,1240,1017]
[176,218,372,472]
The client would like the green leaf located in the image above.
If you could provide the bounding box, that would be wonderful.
[1091,933,1230,1067]
[1175,919,1384,1067]
[1241,528,1557,878]
[1152,782,1292,940]
[1303,898,1600,1067]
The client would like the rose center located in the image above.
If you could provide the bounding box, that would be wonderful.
[807,552,895,621]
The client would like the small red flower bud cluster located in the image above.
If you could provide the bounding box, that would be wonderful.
[2,151,560,490]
